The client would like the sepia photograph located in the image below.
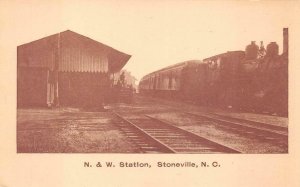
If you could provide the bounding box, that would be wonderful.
[1,1,299,187]
[16,5,288,154]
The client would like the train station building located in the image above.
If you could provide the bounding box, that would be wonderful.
[17,30,131,107]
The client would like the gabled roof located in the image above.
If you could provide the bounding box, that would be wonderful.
[62,30,131,72]
[18,30,131,73]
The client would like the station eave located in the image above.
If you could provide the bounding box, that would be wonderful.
[17,30,131,73]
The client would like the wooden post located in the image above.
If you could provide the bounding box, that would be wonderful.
[53,33,60,106]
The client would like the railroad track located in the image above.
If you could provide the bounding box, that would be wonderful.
[207,112,288,133]
[113,112,240,154]
[185,112,288,147]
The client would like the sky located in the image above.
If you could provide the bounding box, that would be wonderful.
[0,0,298,81]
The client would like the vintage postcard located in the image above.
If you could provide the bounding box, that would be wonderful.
[0,0,299,186]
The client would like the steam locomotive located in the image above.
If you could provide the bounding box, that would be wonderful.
[139,29,288,116]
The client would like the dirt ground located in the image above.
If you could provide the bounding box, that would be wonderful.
[17,108,135,153]
[17,95,288,153]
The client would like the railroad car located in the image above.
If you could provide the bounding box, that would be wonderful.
[139,51,245,104]
[139,60,201,99]
[139,28,288,116]
[201,51,245,107]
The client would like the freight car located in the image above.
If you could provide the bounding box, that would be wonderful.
[139,28,288,116]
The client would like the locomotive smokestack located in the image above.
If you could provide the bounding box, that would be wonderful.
[283,28,288,55]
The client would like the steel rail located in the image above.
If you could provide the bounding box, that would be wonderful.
[185,112,288,141]
[145,115,241,153]
[113,111,176,153]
